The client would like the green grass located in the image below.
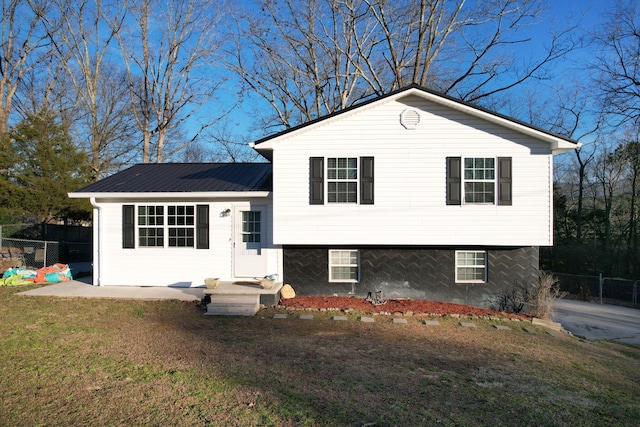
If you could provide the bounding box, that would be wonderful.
[1,285,639,426]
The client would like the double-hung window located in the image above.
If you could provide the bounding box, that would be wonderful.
[329,249,360,282]
[138,206,164,247]
[446,157,512,205]
[464,158,495,203]
[309,156,374,205]
[327,157,358,203]
[167,205,195,247]
[123,204,209,249]
[455,250,487,283]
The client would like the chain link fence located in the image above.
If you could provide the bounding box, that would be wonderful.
[0,238,59,272]
[553,272,640,306]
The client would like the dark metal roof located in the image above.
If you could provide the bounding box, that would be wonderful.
[253,83,579,147]
[73,163,272,193]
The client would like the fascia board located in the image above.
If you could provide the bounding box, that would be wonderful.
[68,191,272,199]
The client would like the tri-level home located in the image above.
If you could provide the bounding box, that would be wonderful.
[69,85,578,308]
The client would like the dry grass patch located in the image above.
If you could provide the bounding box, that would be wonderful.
[1,286,639,426]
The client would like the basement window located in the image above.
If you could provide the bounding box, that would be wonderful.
[455,250,487,283]
[329,249,360,282]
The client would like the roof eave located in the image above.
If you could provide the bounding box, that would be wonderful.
[69,191,273,199]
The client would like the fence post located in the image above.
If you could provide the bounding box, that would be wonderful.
[599,273,604,304]
[43,241,47,268]
[634,281,638,306]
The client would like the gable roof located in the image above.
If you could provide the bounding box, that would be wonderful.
[70,163,272,198]
[252,84,579,159]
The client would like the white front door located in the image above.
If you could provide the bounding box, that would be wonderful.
[234,206,267,278]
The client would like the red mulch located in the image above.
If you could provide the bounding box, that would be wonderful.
[280,295,531,320]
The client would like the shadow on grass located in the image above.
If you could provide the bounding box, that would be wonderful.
[151,304,640,426]
[2,288,639,426]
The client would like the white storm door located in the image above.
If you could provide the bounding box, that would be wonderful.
[234,207,267,278]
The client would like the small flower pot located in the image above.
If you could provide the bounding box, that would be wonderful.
[205,278,219,289]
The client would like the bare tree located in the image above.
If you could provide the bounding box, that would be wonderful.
[114,0,227,163]
[546,83,604,243]
[230,0,579,130]
[593,0,640,126]
[41,0,138,180]
[0,0,53,136]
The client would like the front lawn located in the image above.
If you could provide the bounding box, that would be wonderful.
[1,285,639,426]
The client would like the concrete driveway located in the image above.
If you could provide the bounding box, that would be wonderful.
[553,299,640,345]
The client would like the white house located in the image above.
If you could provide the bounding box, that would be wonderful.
[70,85,578,308]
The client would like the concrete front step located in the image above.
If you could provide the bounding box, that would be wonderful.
[205,294,261,316]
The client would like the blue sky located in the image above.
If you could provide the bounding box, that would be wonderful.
[205,0,617,160]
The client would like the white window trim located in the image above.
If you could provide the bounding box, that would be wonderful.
[462,157,496,205]
[455,250,487,283]
[326,157,359,204]
[328,249,360,283]
[137,204,196,249]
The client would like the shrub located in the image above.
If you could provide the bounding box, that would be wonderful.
[491,272,565,319]
[529,271,566,319]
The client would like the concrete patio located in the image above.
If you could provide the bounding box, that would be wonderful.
[17,276,205,301]
[17,277,283,316]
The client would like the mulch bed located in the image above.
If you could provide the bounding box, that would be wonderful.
[279,295,532,320]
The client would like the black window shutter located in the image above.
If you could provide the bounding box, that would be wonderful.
[196,205,209,249]
[360,157,374,204]
[309,157,324,204]
[498,157,512,205]
[446,157,461,205]
[122,205,135,249]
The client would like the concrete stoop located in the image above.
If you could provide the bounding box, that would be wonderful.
[205,294,260,316]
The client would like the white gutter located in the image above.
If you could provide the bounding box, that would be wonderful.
[89,197,101,286]
[69,191,272,200]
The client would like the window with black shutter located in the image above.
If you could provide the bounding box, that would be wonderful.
[446,157,462,205]
[309,156,374,205]
[360,157,374,204]
[122,205,135,248]
[497,157,512,205]
[309,157,324,204]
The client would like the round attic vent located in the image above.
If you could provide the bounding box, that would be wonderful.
[400,108,421,129]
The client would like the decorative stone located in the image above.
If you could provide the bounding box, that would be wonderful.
[332,316,348,321]
[273,313,287,319]
[460,322,476,328]
[423,320,440,326]
[494,325,511,331]
[359,316,375,323]
[280,284,296,299]
[299,314,314,320]
[393,318,408,324]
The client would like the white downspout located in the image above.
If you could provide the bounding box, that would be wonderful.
[89,198,101,286]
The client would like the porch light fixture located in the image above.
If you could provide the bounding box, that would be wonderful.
[220,208,231,217]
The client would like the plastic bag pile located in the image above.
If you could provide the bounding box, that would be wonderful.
[0,263,73,286]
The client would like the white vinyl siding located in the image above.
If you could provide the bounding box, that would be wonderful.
[271,94,554,246]
[329,249,359,282]
[92,199,281,287]
[455,251,487,283]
